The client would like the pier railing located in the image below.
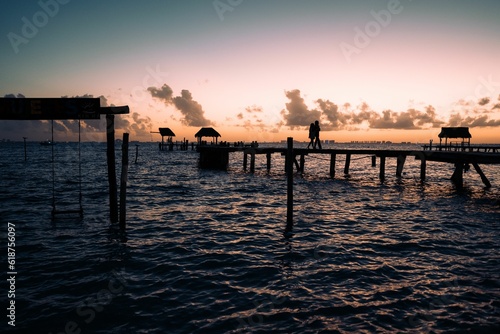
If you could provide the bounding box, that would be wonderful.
[422,144,500,153]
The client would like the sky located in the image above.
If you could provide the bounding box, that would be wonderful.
[1,0,500,143]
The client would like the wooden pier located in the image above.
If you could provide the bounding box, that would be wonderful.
[197,144,500,188]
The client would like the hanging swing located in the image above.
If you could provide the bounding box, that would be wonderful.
[51,119,84,218]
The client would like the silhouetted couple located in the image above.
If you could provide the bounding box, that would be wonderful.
[307,120,322,149]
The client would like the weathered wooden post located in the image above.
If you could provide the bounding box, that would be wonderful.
[119,133,129,229]
[106,115,118,223]
[371,155,376,167]
[396,155,406,177]
[344,153,351,175]
[420,156,426,181]
[379,156,386,181]
[329,153,336,178]
[243,152,248,171]
[135,144,139,164]
[250,151,255,173]
[23,137,27,161]
[451,162,464,188]
[472,162,491,188]
[266,152,271,172]
[285,137,294,234]
[299,154,305,173]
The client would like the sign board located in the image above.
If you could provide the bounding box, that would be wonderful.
[0,98,101,120]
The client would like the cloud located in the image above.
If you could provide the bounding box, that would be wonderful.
[172,90,212,126]
[448,114,500,127]
[148,84,213,126]
[245,105,263,113]
[281,89,321,128]
[147,84,173,102]
[478,97,490,106]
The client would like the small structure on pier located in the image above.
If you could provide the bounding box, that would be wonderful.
[152,127,176,150]
[195,127,221,145]
[159,127,175,142]
[438,127,471,148]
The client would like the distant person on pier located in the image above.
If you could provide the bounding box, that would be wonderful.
[313,120,322,149]
[307,123,315,149]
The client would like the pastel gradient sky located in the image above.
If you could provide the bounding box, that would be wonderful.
[1,0,499,143]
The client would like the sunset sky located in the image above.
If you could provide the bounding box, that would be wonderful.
[1,0,499,143]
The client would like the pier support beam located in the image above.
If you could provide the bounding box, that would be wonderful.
[329,153,336,178]
[472,162,491,188]
[371,155,376,167]
[379,156,386,181]
[344,154,351,175]
[285,137,293,234]
[250,152,255,173]
[451,162,464,188]
[266,153,271,172]
[119,133,129,229]
[299,154,305,173]
[396,155,406,177]
[106,115,118,224]
[243,152,247,171]
[420,157,426,181]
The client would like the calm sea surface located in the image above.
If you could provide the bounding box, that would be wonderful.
[1,141,499,333]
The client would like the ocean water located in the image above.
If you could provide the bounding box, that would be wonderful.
[1,141,499,333]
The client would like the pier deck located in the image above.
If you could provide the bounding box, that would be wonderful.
[197,145,500,188]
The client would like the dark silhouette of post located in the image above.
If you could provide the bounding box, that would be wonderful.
[135,144,139,164]
[23,137,27,161]
[119,133,129,229]
[285,137,293,233]
[106,115,118,223]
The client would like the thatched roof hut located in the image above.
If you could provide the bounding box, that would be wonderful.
[438,127,471,146]
[195,127,221,144]
[159,128,175,137]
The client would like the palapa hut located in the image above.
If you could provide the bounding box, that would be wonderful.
[438,127,471,148]
[195,127,221,145]
[159,127,176,143]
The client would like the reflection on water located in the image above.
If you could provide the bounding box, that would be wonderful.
[0,142,499,333]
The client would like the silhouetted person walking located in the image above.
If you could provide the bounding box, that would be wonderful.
[313,120,322,149]
[307,123,315,149]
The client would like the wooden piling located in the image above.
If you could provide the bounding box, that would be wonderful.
[243,152,248,171]
[371,155,376,167]
[396,155,406,177]
[135,144,139,163]
[23,137,27,161]
[329,153,336,178]
[119,133,129,229]
[379,156,386,181]
[299,154,305,173]
[250,151,255,173]
[420,157,426,181]
[285,137,293,233]
[472,162,491,188]
[266,153,271,172]
[344,153,351,175]
[106,115,118,224]
[451,162,464,188]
